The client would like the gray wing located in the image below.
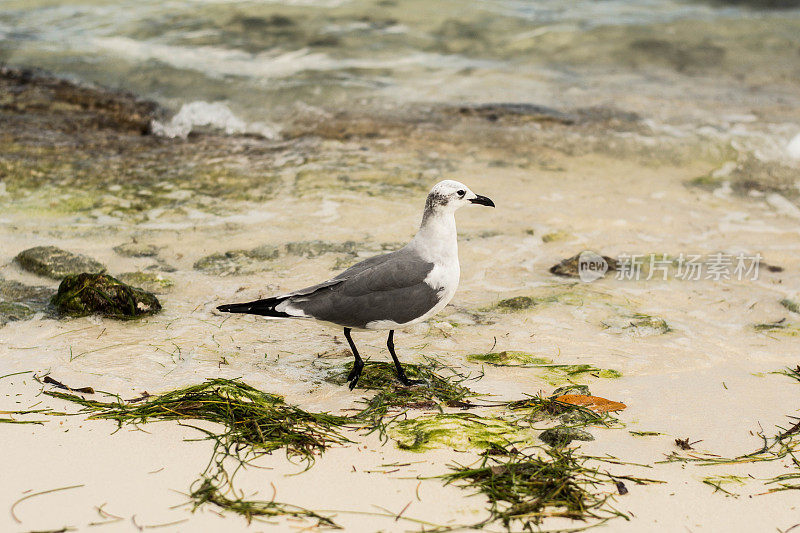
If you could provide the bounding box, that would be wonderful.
[282,247,442,329]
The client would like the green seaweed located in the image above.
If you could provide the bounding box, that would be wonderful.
[328,360,478,438]
[780,299,800,314]
[754,319,800,336]
[44,379,352,464]
[702,475,746,496]
[496,296,534,310]
[189,477,340,527]
[468,352,622,385]
[390,413,536,452]
[442,446,630,529]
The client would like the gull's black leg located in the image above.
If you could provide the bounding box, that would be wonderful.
[343,328,364,390]
[387,330,422,386]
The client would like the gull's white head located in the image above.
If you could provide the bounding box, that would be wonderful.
[424,180,495,215]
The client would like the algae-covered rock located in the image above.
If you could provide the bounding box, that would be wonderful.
[15,246,105,279]
[496,296,534,310]
[0,301,35,325]
[0,279,55,309]
[549,253,618,278]
[0,278,55,325]
[539,426,594,447]
[52,273,161,319]
[117,271,174,294]
[193,244,280,276]
[285,240,358,258]
[113,242,159,258]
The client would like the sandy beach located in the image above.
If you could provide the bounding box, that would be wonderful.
[2,1,800,531]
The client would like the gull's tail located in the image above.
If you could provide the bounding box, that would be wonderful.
[216,296,292,318]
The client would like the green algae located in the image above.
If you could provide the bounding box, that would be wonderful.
[496,296,534,310]
[51,273,161,319]
[116,272,175,294]
[467,351,622,385]
[467,351,551,366]
[0,301,35,325]
[390,413,537,452]
[492,284,616,313]
[193,245,280,276]
[285,240,358,258]
[541,230,572,243]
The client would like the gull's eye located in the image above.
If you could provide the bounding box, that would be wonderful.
[457,189,466,197]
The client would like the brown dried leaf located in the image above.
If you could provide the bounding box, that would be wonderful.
[554,394,626,413]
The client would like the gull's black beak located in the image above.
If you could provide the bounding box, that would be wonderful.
[469,194,495,207]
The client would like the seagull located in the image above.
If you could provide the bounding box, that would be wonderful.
[217,180,495,390]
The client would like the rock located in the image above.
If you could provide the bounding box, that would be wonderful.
[117,272,174,294]
[551,384,591,397]
[15,246,106,279]
[0,279,55,309]
[193,244,280,276]
[453,103,577,125]
[496,296,534,310]
[0,278,55,326]
[539,427,594,447]
[549,253,618,278]
[0,302,35,326]
[0,66,162,134]
[51,273,161,319]
[284,240,358,258]
[113,242,159,257]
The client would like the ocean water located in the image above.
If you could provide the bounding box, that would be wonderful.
[2,0,800,157]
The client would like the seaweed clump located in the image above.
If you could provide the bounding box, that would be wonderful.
[44,379,351,462]
[51,273,161,319]
[442,446,628,529]
[46,379,349,527]
[330,360,478,435]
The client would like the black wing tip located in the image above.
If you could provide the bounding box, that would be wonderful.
[216,298,292,317]
[216,302,249,313]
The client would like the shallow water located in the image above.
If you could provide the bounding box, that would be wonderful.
[1,1,800,531]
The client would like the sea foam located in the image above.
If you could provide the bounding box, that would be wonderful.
[150,101,279,139]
